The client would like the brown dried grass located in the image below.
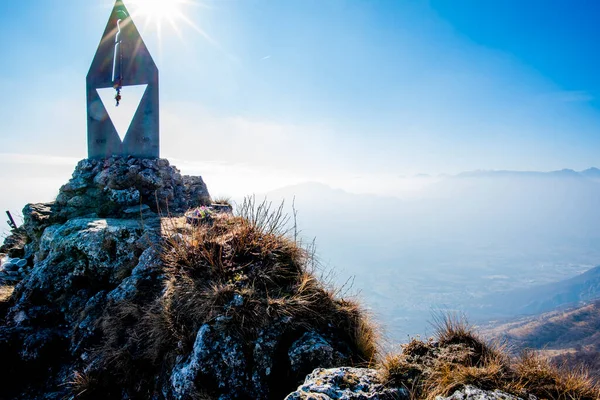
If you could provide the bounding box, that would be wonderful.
[380,314,600,400]
[0,284,14,303]
[80,197,378,397]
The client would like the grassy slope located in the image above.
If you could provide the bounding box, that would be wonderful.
[482,300,600,383]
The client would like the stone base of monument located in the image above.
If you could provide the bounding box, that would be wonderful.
[54,157,211,221]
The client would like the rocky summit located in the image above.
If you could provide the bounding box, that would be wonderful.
[0,158,376,400]
[1,158,599,400]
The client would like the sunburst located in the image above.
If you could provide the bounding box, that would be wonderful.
[126,0,210,40]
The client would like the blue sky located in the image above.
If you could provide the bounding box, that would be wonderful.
[0,0,599,203]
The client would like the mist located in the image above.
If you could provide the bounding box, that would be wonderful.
[263,170,600,340]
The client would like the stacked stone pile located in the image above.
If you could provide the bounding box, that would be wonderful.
[0,257,30,283]
[54,156,211,221]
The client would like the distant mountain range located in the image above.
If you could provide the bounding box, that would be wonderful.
[455,167,600,179]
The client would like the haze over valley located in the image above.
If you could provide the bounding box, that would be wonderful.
[264,168,600,340]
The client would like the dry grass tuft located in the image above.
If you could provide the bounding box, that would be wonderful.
[351,310,379,366]
[432,313,499,367]
[423,352,510,399]
[79,197,378,398]
[67,370,96,398]
[0,285,14,303]
[381,352,425,395]
[0,284,15,318]
[380,314,600,400]
[211,196,232,207]
[515,350,600,400]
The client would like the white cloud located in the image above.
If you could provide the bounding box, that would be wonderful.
[0,153,80,166]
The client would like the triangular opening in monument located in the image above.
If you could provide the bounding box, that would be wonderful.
[97,84,148,142]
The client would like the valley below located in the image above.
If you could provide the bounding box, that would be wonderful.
[264,170,600,341]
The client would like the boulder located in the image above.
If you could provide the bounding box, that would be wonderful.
[289,332,351,377]
[436,386,537,400]
[22,203,56,239]
[170,323,248,400]
[0,228,27,258]
[2,261,18,272]
[0,217,163,399]
[285,367,408,400]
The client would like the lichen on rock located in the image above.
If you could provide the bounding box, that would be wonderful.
[285,367,408,400]
[54,156,211,221]
[436,385,535,400]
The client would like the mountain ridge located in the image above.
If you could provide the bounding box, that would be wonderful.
[482,300,600,382]
[472,265,600,318]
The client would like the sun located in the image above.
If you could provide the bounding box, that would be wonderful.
[129,0,186,22]
[119,0,223,59]
[127,0,201,37]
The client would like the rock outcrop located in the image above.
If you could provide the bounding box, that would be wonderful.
[436,386,534,400]
[54,156,211,221]
[0,216,162,399]
[285,367,408,400]
[0,158,375,400]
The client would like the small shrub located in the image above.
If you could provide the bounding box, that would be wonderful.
[0,285,14,303]
[515,350,599,400]
[212,196,232,207]
[381,352,424,390]
[68,371,96,399]
[380,314,600,400]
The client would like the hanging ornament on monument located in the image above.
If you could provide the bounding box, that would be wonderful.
[112,12,126,106]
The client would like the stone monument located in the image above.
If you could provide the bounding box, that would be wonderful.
[87,0,159,159]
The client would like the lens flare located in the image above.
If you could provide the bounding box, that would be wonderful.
[127,0,206,38]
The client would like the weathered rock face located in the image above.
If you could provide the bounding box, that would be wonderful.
[437,386,536,400]
[54,157,211,221]
[165,317,356,400]
[0,212,371,399]
[0,157,213,399]
[0,218,160,398]
[7,157,211,267]
[285,367,409,400]
[0,158,378,400]
[0,216,163,399]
